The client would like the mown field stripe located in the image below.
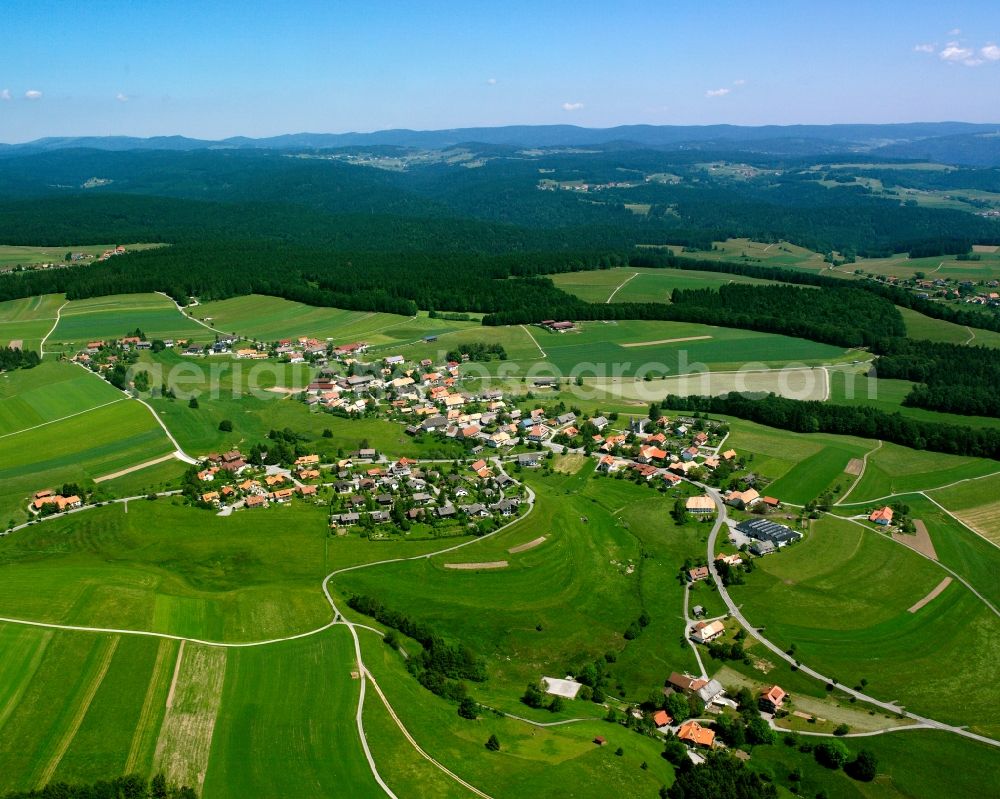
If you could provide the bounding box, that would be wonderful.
[0,630,54,734]
[35,635,119,787]
[124,638,179,774]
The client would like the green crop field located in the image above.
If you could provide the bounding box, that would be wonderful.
[0,399,174,525]
[189,295,481,347]
[724,418,874,504]
[729,515,1000,736]
[0,293,66,352]
[838,442,1000,504]
[899,306,1000,346]
[0,360,124,436]
[465,319,854,380]
[47,293,208,353]
[0,499,467,640]
[926,474,1000,547]
[552,266,780,304]
[202,628,382,798]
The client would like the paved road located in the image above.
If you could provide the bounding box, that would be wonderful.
[701,485,1000,750]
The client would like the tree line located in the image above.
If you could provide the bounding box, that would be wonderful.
[660,392,1000,460]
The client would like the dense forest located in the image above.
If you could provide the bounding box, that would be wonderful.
[875,338,1000,418]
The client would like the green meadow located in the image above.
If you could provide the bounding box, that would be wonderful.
[0,293,65,352]
[729,514,1000,736]
[189,295,481,347]
[0,360,124,436]
[47,293,207,352]
[552,265,780,304]
[0,399,174,526]
[203,628,382,798]
[723,418,875,505]
[0,499,467,641]
[839,442,1000,504]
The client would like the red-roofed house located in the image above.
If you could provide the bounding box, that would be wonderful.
[869,507,894,525]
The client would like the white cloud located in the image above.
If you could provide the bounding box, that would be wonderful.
[24,89,42,100]
[983,44,1000,61]
[705,88,731,98]
[561,101,584,111]
[913,43,936,53]
[948,28,961,36]
[486,77,497,85]
[116,92,129,102]
[0,89,10,101]
[940,42,974,62]
[732,78,746,86]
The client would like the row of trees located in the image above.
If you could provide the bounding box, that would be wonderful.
[1,773,195,799]
[661,392,1000,460]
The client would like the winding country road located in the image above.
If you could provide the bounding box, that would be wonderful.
[0,456,534,797]
[701,486,1000,750]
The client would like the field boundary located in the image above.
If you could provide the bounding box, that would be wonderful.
[35,635,120,787]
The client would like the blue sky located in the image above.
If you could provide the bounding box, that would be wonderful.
[1,1,998,142]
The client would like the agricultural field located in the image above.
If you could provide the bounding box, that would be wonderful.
[729,514,1000,736]
[723,418,875,505]
[898,306,1000,347]
[551,266,778,304]
[46,293,208,353]
[0,293,65,352]
[189,295,480,348]
[0,398,174,526]
[837,441,1000,504]
[0,359,124,436]
[926,473,1000,547]
[586,365,830,403]
[0,499,464,641]
[468,319,855,380]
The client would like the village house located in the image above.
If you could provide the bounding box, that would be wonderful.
[685,495,715,515]
[726,488,761,509]
[245,495,268,509]
[652,710,673,730]
[870,506,894,525]
[687,566,710,582]
[759,685,787,714]
[690,620,726,644]
[677,721,716,749]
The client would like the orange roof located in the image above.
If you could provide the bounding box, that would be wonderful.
[869,506,894,523]
[762,685,786,705]
[652,710,673,727]
[678,721,715,747]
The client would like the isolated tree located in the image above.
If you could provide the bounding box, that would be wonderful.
[188,396,199,409]
[485,734,501,751]
[458,697,478,719]
[218,419,233,432]
[814,740,849,770]
[845,749,879,782]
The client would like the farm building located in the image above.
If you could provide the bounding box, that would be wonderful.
[870,506,894,525]
[736,518,801,547]
[690,620,725,644]
[685,496,715,514]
